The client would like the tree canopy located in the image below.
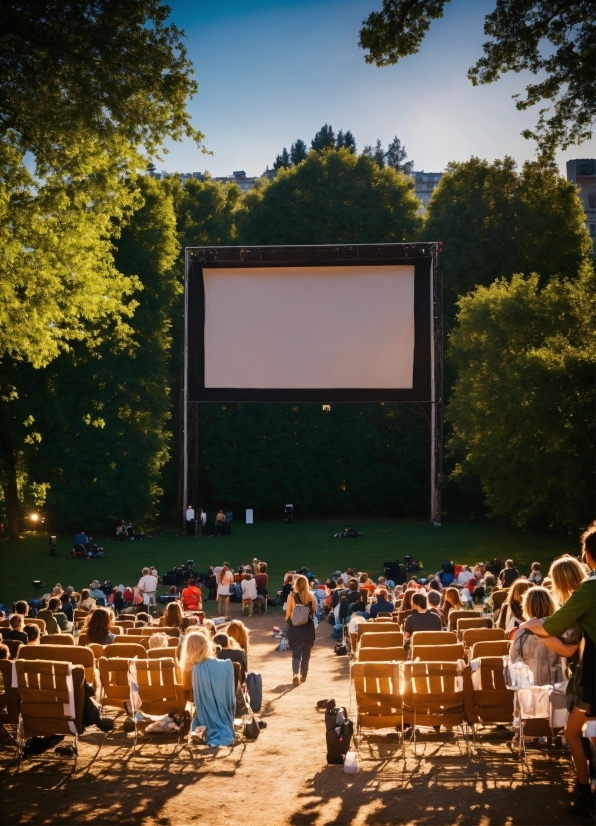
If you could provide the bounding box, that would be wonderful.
[0,0,203,367]
[447,267,595,532]
[240,148,423,245]
[358,1,595,154]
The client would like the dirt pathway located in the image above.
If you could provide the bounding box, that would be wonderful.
[0,606,581,825]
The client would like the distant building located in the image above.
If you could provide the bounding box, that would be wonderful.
[148,168,270,193]
[566,159,596,254]
[410,171,443,212]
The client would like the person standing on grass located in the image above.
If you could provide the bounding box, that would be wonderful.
[285,574,317,687]
[519,524,596,818]
[217,562,234,616]
[499,559,519,588]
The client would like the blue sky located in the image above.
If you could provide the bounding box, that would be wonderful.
[158,0,595,177]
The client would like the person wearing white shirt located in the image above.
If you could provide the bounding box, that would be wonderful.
[185,505,195,536]
[241,573,257,616]
[456,565,474,586]
[137,567,158,606]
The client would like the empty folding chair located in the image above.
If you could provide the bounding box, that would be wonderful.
[464,655,513,746]
[400,660,471,756]
[410,631,457,648]
[410,643,465,662]
[18,644,96,684]
[357,623,401,644]
[0,659,20,748]
[456,617,492,640]
[352,662,402,744]
[15,659,85,772]
[448,609,481,632]
[356,646,406,663]
[359,631,404,650]
[470,640,511,659]
[98,657,132,714]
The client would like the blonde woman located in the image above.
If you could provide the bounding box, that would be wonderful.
[498,579,531,636]
[179,629,235,746]
[285,575,317,686]
[548,555,587,606]
[217,563,234,616]
[227,620,249,668]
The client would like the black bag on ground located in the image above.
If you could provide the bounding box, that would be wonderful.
[246,672,262,713]
[325,699,353,764]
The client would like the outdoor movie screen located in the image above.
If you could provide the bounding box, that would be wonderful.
[187,247,432,403]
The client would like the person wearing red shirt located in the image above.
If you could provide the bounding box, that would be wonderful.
[181,579,202,612]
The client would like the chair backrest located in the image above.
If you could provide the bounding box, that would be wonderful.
[98,657,132,711]
[141,626,181,638]
[18,643,95,682]
[40,633,75,646]
[410,643,465,662]
[448,609,481,631]
[357,622,399,642]
[400,661,469,727]
[356,646,406,663]
[352,662,402,729]
[0,619,9,627]
[15,659,85,737]
[464,655,513,725]
[395,609,414,628]
[73,609,89,624]
[491,589,509,609]
[0,659,20,723]
[24,618,46,631]
[4,640,23,660]
[112,635,149,649]
[410,630,457,647]
[114,620,135,629]
[232,660,243,688]
[374,613,394,620]
[456,617,492,639]
[462,628,505,648]
[129,658,185,716]
[88,643,105,659]
[359,631,404,649]
[470,640,511,659]
[104,643,147,659]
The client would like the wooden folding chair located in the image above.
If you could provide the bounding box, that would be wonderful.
[112,635,150,649]
[72,609,89,627]
[410,643,465,662]
[395,610,414,628]
[15,660,85,772]
[464,656,513,746]
[128,658,187,752]
[88,643,105,659]
[0,659,20,749]
[105,643,147,659]
[352,662,402,742]
[41,633,75,646]
[410,630,457,647]
[462,628,505,649]
[4,640,22,660]
[491,589,509,610]
[18,644,96,684]
[456,617,492,640]
[24,618,46,632]
[98,657,133,715]
[141,627,180,638]
[470,640,511,659]
[448,609,481,632]
[356,646,406,663]
[357,622,399,643]
[400,660,470,756]
[114,620,135,630]
[359,631,404,650]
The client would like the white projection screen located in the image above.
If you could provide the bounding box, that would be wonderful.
[186,245,433,403]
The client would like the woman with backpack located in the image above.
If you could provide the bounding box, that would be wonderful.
[285,574,317,687]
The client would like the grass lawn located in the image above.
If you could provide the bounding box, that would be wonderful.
[0,519,577,609]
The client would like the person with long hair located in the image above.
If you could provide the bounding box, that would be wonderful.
[400,589,416,613]
[227,620,249,668]
[179,629,235,747]
[217,563,234,616]
[161,601,183,630]
[498,579,531,637]
[548,555,587,606]
[285,574,317,687]
[511,587,578,686]
[520,527,596,817]
[442,586,462,621]
[84,606,116,645]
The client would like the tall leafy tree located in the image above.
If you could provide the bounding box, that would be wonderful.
[425,157,592,322]
[358,1,595,154]
[239,147,422,245]
[0,0,203,368]
[362,139,386,168]
[447,267,595,532]
[311,123,336,152]
[336,130,357,153]
[385,136,414,173]
[273,147,292,170]
[290,139,308,165]
[20,177,181,531]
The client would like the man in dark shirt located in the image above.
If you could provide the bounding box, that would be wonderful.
[499,559,519,588]
[404,593,441,651]
[2,615,28,644]
[73,530,89,547]
[369,588,394,618]
[59,593,74,622]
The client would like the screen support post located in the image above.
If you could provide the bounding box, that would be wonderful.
[430,243,444,525]
[183,249,189,534]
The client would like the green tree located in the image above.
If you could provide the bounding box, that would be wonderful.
[424,157,592,322]
[290,139,308,165]
[311,124,336,152]
[385,136,414,173]
[18,176,181,531]
[336,130,357,153]
[239,148,422,244]
[358,1,595,154]
[0,0,203,368]
[447,268,595,532]
[273,147,292,170]
[362,139,386,168]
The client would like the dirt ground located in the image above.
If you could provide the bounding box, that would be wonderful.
[0,605,585,826]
